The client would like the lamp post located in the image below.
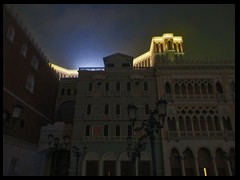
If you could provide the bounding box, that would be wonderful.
[127,98,167,176]
[72,145,87,176]
[126,135,148,176]
[48,134,70,176]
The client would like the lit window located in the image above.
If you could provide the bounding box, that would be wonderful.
[25,74,34,93]
[31,56,39,70]
[21,43,28,58]
[7,26,15,43]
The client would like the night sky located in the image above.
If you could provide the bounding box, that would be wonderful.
[11,4,235,69]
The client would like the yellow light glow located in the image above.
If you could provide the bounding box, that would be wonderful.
[163,33,174,38]
[173,36,183,42]
[50,63,78,75]
[203,168,207,176]
[133,51,150,63]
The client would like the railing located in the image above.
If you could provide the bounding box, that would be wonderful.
[82,136,140,142]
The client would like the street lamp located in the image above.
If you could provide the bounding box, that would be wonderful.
[48,134,70,176]
[72,145,87,176]
[127,98,167,176]
[126,135,148,176]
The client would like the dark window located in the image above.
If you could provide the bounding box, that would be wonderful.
[216,82,223,94]
[116,82,120,91]
[88,83,93,91]
[223,117,232,131]
[20,120,24,128]
[128,125,132,136]
[85,125,90,136]
[165,82,171,94]
[74,89,77,95]
[67,88,71,95]
[145,104,149,114]
[104,125,108,136]
[87,104,91,115]
[122,63,130,67]
[61,88,65,95]
[105,104,109,115]
[116,125,120,136]
[116,104,120,115]
[144,82,148,91]
[105,82,109,91]
[127,82,131,91]
[107,63,114,67]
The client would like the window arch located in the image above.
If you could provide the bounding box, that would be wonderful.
[194,83,200,95]
[85,125,90,136]
[165,82,172,94]
[201,83,207,95]
[216,82,223,93]
[31,56,39,70]
[170,149,182,176]
[207,83,213,95]
[193,116,200,131]
[175,84,180,95]
[116,125,120,136]
[87,104,91,115]
[7,26,15,43]
[207,116,214,131]
[186,116,192,131]
[25,74,34,93]
[200,116,206,131]
[188,83,194,96]
[104,125,108,136]
[181,83,187,95]
[21,43,28,58]
[179,116,185,131]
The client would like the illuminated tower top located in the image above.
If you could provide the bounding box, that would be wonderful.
[133,33,184,67]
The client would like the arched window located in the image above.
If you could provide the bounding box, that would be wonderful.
[207,116,214,131]
[175,84,180,95]
[145,104,149,114]
[7,26,15,43]
[214,116,221,131]
[193,116,200,131]
[104,104,109,115]
[127,82,131,91]
[194,84,200,95]
[25,74,34,93]
[116,104,120,115]
[61,88,65,95]
[186,116,192,131]
[207,83,213,95]
[188,83,194,96]
[31,56,39,70]
[201,83,207,95]
[74,89,77,95]
[88,82,93,91]
[85,125,90,136]
[104,125,108,136]
[170,149,182,176]
[179,116,185,131]
[200,116,206,131]
[155,43,159,53]
[167,117,176,131]
[87,104,91,115]
[216,82,223,94]
[144,82,148,91]
[21,43,28,58]
[116,125,120,136]
[181,83,187,95]
[165,82,172,94]
[128,125,132,136]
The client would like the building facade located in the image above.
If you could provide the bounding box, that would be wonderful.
[40,33,234,176]
[3,5,59,176]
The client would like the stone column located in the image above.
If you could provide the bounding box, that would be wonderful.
[98,160,103,176]
[82,160,86,176]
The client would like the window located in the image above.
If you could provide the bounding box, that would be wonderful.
[122,63,130,67]
[61,88,65,95]
[216,82,223,94]
[87,104,91,115]
[223,117,232,131]
[105,82,109,91]
[67,88,71,95]
[116,82,120,91]
[116,125,120,136]
[116,104,120,115]
[85,125,90,136]
[74,89,77,95]
[165,82,172,94]
[7,26,15,43]
[144,82,148,91]
[127,82,131,91]
[128,125,132,136]
[104,125,108,136]
[145,104,149,114]
[21,43,28,58]
[88,82,93,91]
[107,63,114,67]
[25,74,34,93]
[31,56,39,70]
[104,104,109,115]
[20,120,24,128]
